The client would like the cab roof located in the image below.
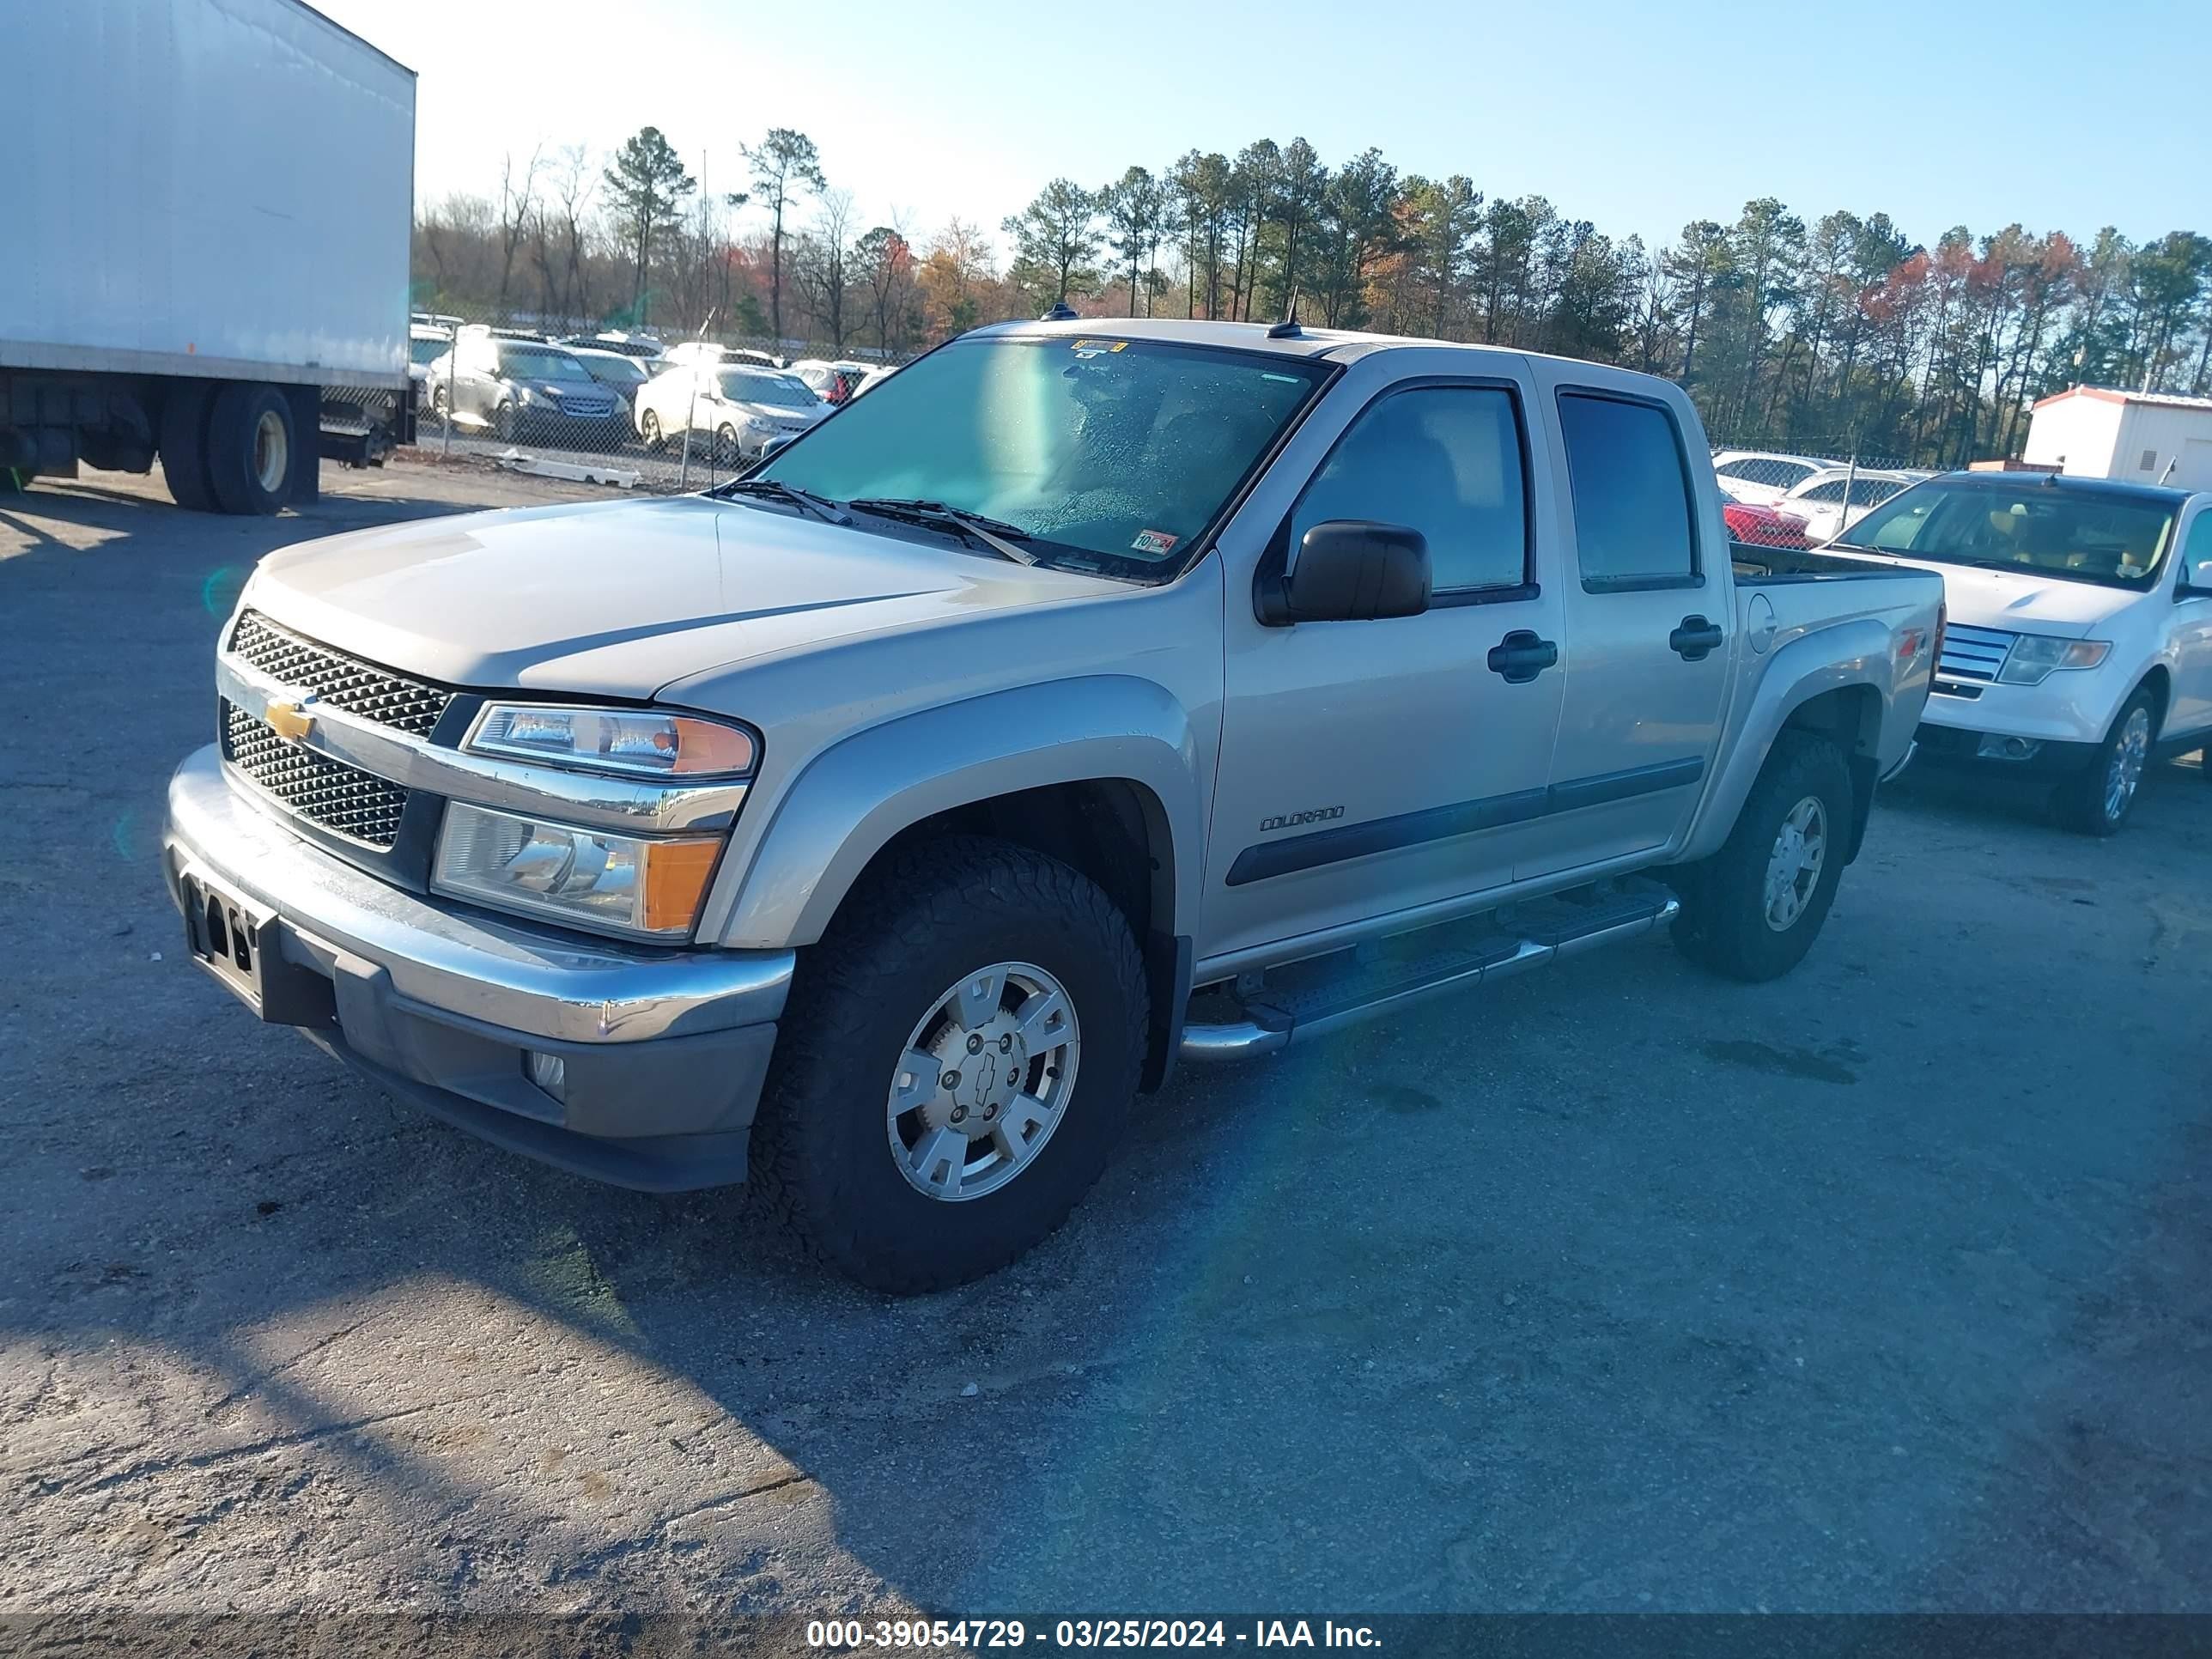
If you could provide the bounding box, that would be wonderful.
[969,314,1504,366]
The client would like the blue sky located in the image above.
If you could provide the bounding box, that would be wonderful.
[319,0,2209,258]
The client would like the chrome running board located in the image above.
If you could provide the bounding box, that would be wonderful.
[1178,878,1680,1062]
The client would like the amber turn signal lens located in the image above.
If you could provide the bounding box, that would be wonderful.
[667,717,757,775]
[641,836,723,933]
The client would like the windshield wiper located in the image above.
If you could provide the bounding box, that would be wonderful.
[848,497,1038,565]
[713,477,851,525]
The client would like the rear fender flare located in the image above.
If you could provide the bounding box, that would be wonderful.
[1680,618,1898,864]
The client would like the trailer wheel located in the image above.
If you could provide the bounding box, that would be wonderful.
[205,383,295,515]
[158,382,219,512]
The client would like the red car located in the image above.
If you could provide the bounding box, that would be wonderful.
[1719,487,1814,549]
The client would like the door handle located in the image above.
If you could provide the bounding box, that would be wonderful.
[1486,629,1559,684]
[1669,616,1725,661]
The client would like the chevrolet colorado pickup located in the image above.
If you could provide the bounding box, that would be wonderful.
[165,319,1942,1291]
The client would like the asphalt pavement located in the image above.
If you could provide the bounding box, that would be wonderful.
[3,459,2207,1629]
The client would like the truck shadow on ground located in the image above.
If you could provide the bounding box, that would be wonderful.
[5,471,2210,1618]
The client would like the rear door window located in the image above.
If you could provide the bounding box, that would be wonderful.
[1557,392,1700,590]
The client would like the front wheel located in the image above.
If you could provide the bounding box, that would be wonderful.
[639,407,664,449]
[714,423,742,467]
[750,836,1147,1293]
[493,402,516,442]
[2054,689,2156,836]
[1671,731,1854,982]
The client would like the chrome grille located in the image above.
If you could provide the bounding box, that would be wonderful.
[221,699,410,848]
[1937,622,2015,684]
[228,611,453,737]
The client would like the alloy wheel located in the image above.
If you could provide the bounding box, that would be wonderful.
[885,961,1079,1202]
[1761,794,1827,933]
[2105,705,2151,823]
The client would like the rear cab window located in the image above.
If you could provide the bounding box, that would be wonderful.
[1557,392,1701,591]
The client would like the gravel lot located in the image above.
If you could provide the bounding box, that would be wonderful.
[3,459,2208,1628]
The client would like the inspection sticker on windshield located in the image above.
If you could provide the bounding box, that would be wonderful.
[1132,529,1179,555]
[1071,339,1128,358]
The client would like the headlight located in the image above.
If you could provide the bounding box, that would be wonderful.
[434,802,720,939]
[466,704,757,780]
[1996,635,2111,685]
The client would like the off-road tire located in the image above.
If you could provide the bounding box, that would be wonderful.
[2053,687,2158,837]
[1672,731,1854,982]
[751,836,1147,1294]
[158,381,219,512]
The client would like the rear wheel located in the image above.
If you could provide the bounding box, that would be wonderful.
[158,381,218,512]
[205,382,294,515]
[1672,731,1853,982]
[751,836,1146,1293]
[2054,688,2156,836]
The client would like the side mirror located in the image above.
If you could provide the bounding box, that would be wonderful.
[2179,565,2212,598]
[1260,520,1431,624]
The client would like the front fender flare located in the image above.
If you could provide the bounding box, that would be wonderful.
[702,675,1205,949]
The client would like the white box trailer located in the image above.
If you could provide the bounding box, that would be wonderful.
[2021,386,2212,490]
[0,0,416,513]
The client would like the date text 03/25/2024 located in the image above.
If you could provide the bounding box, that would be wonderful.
[805,1620,1382,1650]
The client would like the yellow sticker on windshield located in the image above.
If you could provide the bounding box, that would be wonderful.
[1071,339,1128,358]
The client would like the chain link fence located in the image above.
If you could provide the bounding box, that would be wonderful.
[1706,434,1928,550]
[404,313,890,494]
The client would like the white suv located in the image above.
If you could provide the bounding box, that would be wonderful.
[1828,471,2212,834]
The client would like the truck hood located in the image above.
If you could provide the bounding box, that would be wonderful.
[1828,550,2143,637]
[244,495,1115,698]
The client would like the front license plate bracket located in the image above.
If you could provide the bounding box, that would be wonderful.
[180,871,336,1028]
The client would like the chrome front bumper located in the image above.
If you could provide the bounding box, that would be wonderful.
[163,744,793,1189]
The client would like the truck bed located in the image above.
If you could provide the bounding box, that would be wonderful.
[1730,542,1904,583]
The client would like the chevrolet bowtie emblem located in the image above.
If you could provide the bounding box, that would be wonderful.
[264,698,316,743]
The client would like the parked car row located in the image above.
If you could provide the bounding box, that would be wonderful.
[1711,447,1929,549]
[404,316,901,459]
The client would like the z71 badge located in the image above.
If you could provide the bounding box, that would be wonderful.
[1259,805,1345,833]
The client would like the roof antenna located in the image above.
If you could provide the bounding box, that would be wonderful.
[1266,292,1302,339]
[1040,301,1078,322]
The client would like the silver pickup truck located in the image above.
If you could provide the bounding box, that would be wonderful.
[165,318,1942,1291]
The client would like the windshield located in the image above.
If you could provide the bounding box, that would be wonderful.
[584,356,647,385]
[719,368,818,409]
[501,344,593,382]
[757,335,1330,578]
[1841,477,2179,586]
